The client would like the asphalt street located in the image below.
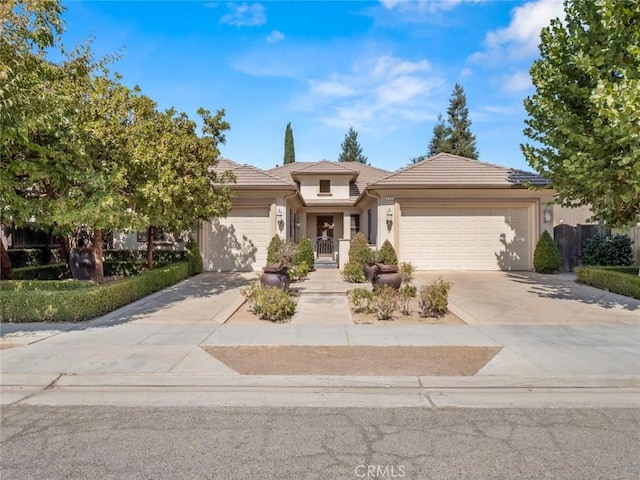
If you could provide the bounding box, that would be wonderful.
[1,405,639,480]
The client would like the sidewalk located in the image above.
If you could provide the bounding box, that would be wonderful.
[1,269,638,408]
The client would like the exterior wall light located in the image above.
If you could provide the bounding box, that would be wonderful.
[386,208,393,226]
[543,207,552,224]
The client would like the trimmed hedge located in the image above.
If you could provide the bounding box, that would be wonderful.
[102,249,186,264]
[0,280,93,292]
[7,249,43,268]
[574,267,640,300]
[12,264,70,280]
[0,262,191,322]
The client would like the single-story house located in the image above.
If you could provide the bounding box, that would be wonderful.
[198,153,555,272]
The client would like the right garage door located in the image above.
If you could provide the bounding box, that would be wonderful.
[400,205,531,271]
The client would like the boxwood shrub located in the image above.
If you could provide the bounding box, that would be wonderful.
[0,262,191,322]
[12,264,71,280]
[7,249,44,268]
[574,266,640,300]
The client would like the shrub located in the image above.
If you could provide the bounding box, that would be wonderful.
[242,283,295,322]
[294,237,315,271]
[185,239,203,275]
[0,262,191,322]
[102,250,186,264]
[349,287,374,313]
[342,261,366,283]
[103,261,147,277]
[399,262,415,284]
[7,249,43,268]
[378,240,398,265]
[419,277,451,317]
[533,231,562,273]
[289,262,310,282]
[0,280,93,292]
[581,234,634,267]
[267,236,284,264]
[373,285,398,320]
[398,284,417,315]
[575,267,640,300]
[348,232,371,267]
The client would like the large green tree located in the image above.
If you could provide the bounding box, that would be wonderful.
[427,113,451,157]
[0,0,234,280]
[444,83,478,159]
[338,127,367,164]
[283,122,295,164]
[522,0,640,229]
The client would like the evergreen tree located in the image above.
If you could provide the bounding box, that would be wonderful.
[427,113,451,157]
[338,127,367,164]
[445,83,479,159]
[283,122,295,164]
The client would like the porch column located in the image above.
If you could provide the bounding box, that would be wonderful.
[338,238,350,270]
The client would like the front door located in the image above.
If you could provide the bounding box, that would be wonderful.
[317,216,334,239]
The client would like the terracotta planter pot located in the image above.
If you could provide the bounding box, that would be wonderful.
[363,263,378,282]
[371,264,401,290]
[260,266,290,290]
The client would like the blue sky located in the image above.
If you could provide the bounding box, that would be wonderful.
[59,0,565,172]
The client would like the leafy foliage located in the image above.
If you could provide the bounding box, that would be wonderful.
[349,287,374,313]
[348,232,371,267]
[399,262,415,284]
[294,237,315,271]
[378,240,398,265]
[338,127,367,164]
[342,262,366,283]
[522,0,640,228]
[267,236,284,264]
[373,285,398,321]
[283,122,295,164]
[186,238,204,275]
[419,277,451,317]
[242,283,296,322]
[533,231,562,273]
[398,284,417,316]
[581,234,634,267]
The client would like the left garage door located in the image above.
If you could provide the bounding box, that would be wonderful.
[202,207,270,272]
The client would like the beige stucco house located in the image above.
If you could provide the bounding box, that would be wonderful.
[197,153,555,272]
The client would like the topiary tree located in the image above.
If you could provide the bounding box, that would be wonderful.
[185,237,203,275]
[267,235,284,265]
[533,231,562,273]
[348,232,371,267]
[294,237,315,270]
[378,240,398,265]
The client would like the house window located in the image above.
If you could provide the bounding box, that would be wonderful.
[367,209,372,243]
[319,179,331,194]
[350,214,360,239]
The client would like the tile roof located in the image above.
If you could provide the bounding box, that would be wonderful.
[369,153,549,188]
[212,158,296,188]
[268,160,391,200]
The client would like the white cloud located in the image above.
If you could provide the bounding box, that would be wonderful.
[379,0,464,14]
[500,70,532,93]
[473,0,564,62]
[266,30,285,43]
[294,54,444,131]
[220,2,266,27]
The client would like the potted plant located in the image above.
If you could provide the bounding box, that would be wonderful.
[371,240,401,290]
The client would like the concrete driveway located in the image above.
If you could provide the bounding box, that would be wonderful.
[415,271,639,325]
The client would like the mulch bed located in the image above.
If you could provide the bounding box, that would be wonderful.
[202,345,502,376]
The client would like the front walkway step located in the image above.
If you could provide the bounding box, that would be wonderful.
[291,293,353,325]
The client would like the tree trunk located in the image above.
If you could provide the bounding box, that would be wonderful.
[0,241,13,280]
[146,226,154,270]
[56,234,71,268]
[92,229,104,284]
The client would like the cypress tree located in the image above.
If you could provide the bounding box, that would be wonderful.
[283,122,295,164]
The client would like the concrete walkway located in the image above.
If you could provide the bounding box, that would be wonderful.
[1,269,638,407]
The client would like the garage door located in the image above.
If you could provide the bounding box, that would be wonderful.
[202,208,270,272]
[400,206,531,271]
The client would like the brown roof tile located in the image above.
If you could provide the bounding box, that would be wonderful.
[369,153,549,188]
[212,158,296,188]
